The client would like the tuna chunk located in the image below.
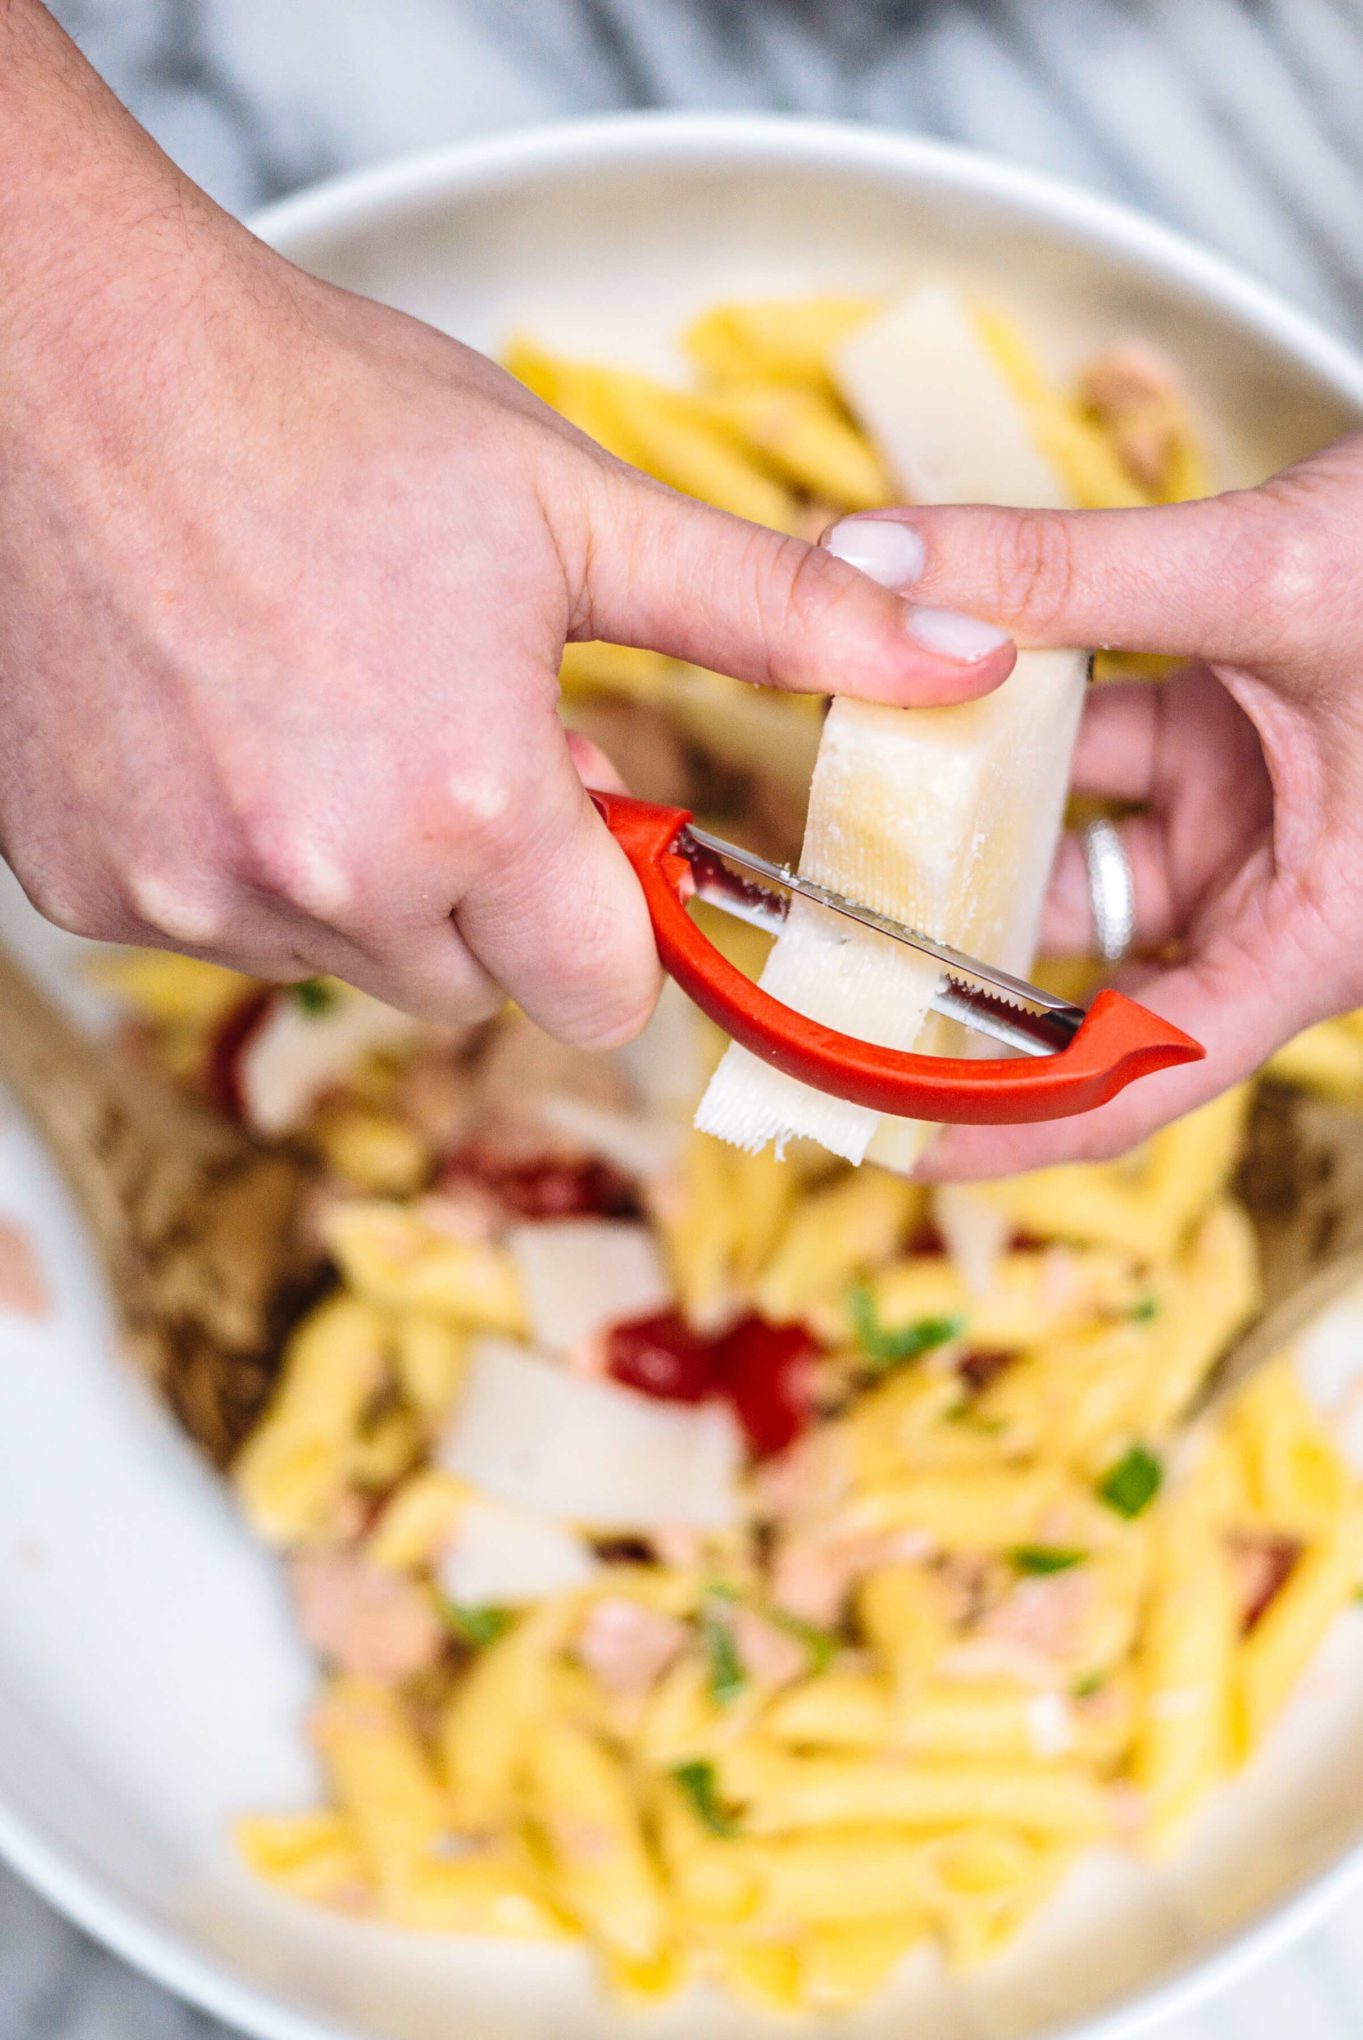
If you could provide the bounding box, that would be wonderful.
[945,1568,1097,1685]
[771,1529,931,1627]
[727,1605,809,1691]
[1078,341,1187,494]
[290,1548,444,1684]
[574,1596,688,1701]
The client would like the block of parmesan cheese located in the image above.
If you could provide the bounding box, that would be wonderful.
[696,284,1087,1167]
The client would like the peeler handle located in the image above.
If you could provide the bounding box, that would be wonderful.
[591,790,1203,1127]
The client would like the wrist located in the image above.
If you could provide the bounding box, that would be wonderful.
[0,3,248,440]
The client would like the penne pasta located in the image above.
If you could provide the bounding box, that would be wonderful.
[1234,1503,1363,1759]
[928,1827,1078,1969]
[391,1314,468,1421]
[800,1914,928,2010]
[233,1294,391,1544]
[391,1848,566,1939]
[703,379,893,509]
[525,1719,670,1964]
[815,1245,1146,1353]
[734,1828,936,1925]
[234,1811,370,1910]
[969,1089,1251,1265]
[1229,1358,1354,1540]
[310,1678,452,1901]
[718,1746,1112,1840]
[1131,1451,1239,1853]
[755,1168,923,1325]
[437,1600,575,1830]
[363,1468,469,1571]
[857,1563,954,1700]
[848,1467,1065,1550]
[683,294,877,390]
[322,1200,526,1333]
[973,307,1151,509]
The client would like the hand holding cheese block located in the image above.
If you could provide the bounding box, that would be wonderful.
[698,286,1091,1167]
[847,436,1363,1174]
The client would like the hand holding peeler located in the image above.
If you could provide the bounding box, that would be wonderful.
[591,791,1202,1127]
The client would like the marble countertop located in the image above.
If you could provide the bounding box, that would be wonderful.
[47,0,1363,340]
[10,1,1363,2035]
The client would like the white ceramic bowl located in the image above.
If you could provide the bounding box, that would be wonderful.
[3,111,1363,2040]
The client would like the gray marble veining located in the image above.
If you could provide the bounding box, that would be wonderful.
[42,0,1363,331]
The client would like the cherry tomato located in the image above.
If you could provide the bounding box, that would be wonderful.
[605,1305,820,1458]
[606,1309,718,1402]
[715,1314,817,1458]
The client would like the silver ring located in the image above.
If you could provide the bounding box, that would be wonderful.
[1080,817,1136,963]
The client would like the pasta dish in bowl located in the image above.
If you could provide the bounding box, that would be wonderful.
[3,112,1363,2040]
[90,276,1363,2018]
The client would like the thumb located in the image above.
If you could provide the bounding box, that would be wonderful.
[575,464,1017,706]
[452,710,662,1052]
[821,464,1343,674]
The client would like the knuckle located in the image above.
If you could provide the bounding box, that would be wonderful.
[8,858,63,929]
[992,509,1079,636]
[1229,493,1329,655]
[123,867,225,947]
[233,807,353,919]
[443,763,521,864]
[13,859,117,942]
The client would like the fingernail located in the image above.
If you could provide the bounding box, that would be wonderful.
[823,516,925,589]
[905,605,1011,662]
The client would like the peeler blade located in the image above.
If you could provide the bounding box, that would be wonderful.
[682,823,1086,1058]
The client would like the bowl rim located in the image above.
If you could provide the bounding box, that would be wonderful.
[251,108,1363,411]
[8,104,1363,2040]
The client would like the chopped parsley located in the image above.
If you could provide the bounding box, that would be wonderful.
[769,1607,839,1675]
[1072,1670,1107,1700]
[1097,1444,1163,1519]
[849,1285,965,1370]
[700,1601,746,1706]
[1011,1545,1089,1576]
[292,977,337,1015]
[1128,1296,1160,1323]
[437,1599,514,1647]
[671,1759,738,1836]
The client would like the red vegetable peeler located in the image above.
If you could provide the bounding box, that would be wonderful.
[591,791,1202,1128]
